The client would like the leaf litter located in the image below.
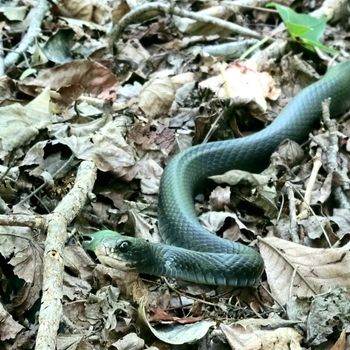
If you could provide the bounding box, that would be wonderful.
[0,1,350,349]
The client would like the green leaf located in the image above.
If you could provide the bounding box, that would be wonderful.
[267,2,335,53]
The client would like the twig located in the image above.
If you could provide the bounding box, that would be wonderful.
[16,154,75,207]
[110,2,262,47]
[35,161,97,350]
[4,0,49,69]
[321,99,350,209]
[285,182,299,243]
[0,214,46,229]
[298,147,323,220]
[0,28,4,76]
[223,0,277,14]
[292,185,332,247]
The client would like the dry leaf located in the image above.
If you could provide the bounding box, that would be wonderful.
[328,208,350,239]
[0,227,44,312]
[211,169,278,218]
[138,72,195,118]
[199,61,280,112]
[306,288,350,346]
[330,329,346,350]
[128,209,155,242]
[174,6,232,35]
[258,237,350,304]
[209,186,231,210]
[149,308,202,324]
[0,88,51,159]
[270,139,305,168]
[56,0,109,23]
[135,158,163,195]
[112,332,144,350]
[56,118,135,176]
[220,318,302,350]
[199,211,251,234]
[139,76,175,118]
[20,60,119,104]
[0,303,24,341]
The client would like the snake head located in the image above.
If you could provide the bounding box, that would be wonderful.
[82,230,140,271]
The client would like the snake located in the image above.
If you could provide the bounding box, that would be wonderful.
[83,60,350,287]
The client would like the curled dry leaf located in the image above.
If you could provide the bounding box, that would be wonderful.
[199,61,281,112]
[209,186,231,210]
[258,237,350,305]
[328,208,350,239]
[211,168,278,218]
[139,303,215,345]
[56,118,135,176]
[0,227,44,312]
[199,211,251,235]
[128,209,155,242]
[112,332,144,350]
[220,319,302,350]
[270,139,305,169]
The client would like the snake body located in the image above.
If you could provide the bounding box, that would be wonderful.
[85,61,350,286]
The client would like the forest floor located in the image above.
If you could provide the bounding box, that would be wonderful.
[0,0,350,349]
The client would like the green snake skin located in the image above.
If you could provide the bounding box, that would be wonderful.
[84,61,350,287]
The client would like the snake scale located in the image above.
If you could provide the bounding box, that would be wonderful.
[84,60,350,287]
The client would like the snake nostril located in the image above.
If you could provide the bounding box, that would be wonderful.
[81,234,95,250]
[81,234,93,242]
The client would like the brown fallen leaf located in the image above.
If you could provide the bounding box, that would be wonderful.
[149,308,202,324]
[0,88,51,159]
[56,118,135,177]
[199,61,280,112]
[19,60,119,104]
[139,76,175,118]
[330,329,346,350]
[258,237,350,305]
[55,0,110,24]
[220,318,302,350]
[139,72,195,118]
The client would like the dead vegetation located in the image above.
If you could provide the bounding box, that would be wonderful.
[0,0,350,349]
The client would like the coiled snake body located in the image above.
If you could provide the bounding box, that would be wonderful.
[84,61,350,287]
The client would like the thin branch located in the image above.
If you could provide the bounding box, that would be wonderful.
[0,214,46,229]
[0,28,4,76]
[4,0,49,69]
[16,154,75,207]
[35,161,97,350]
[321,99,350,209]
[110,2,262,47]
[298,147,322,220]
[285,182,299,243]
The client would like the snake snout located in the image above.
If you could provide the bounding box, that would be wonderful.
[81,234,95,250]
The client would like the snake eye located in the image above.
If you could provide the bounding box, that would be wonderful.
[118,241,130,253]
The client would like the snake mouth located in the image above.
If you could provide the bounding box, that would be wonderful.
[95,251,133,271]
[81,231,136,272]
